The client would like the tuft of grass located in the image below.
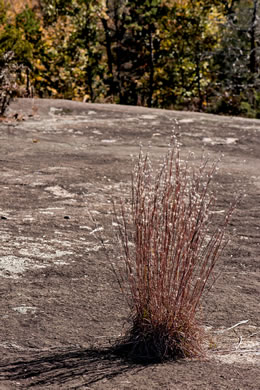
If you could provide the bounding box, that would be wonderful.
[112,142,238,363]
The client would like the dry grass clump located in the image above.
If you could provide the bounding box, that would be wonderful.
[112,143,237,363]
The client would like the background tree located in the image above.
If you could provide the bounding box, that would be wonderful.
[0,0,258,117]
[212,0,260,116]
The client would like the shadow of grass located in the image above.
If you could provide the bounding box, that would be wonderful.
[0,346,143,388]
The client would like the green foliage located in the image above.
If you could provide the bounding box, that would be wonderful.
[15,5,42,46]
[40,0,75,25]
[0,2,35,65]
[210,0,260,116]
[0,0,7,25]
[0,25,33,64]
[1,0,259,116]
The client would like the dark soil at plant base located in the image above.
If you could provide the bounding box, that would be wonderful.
[0,98,259,389]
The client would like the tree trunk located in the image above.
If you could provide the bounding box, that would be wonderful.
[148,26,154,108]
[249,0,258,74]
[101,17,115,95]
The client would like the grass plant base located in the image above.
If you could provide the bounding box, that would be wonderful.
[113,319,204,364]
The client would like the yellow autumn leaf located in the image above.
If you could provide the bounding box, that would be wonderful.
[47,87,58,95]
